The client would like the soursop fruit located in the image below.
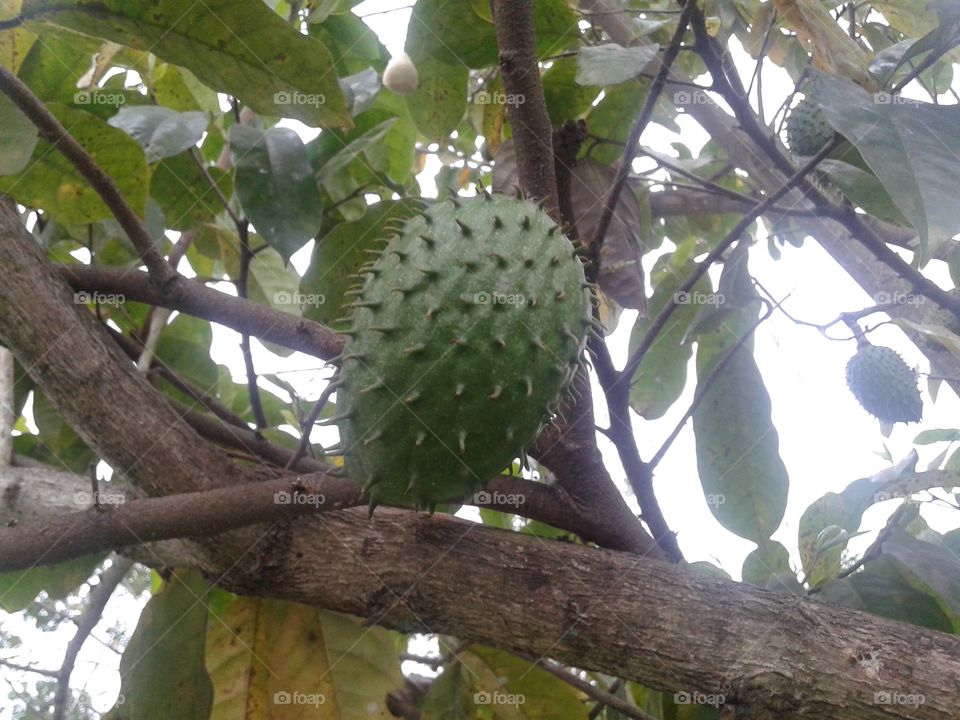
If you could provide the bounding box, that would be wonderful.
[333,195,594,510]
[786,97,834,156]
[845,343,922,424]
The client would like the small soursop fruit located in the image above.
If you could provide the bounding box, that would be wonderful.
[845,344,922,423]
[334,195,593,510]
[786,97,834,156]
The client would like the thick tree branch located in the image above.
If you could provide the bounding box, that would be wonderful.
[0,472,361,570]
[203,510,958,720]
[59,264,344,360]
[490,0,559,212]
[0,200,253,498]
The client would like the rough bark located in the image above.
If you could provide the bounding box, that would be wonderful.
[210,509,959,720]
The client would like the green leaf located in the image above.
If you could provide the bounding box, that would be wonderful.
[301,199,422,329]
[107,106,209,162]
[0,103,148,223]
[403,55,468,141]
[421,646,585,720]
[155,314,217,391]
[309,10,388,77]
[0,93,38,175]
[407,0,496,68]
[817,556,955,632]
[116,569,213,719]
[339,67,381,117]
[153,63,221,113]
[26,390,94,471]
[207,597,403,720]
[585,82,648,164]
[0,554,105,612]
[15,27,99,103]
[576,44,660,86]
[817,159,910,227]
[230,125,324,262]
[150,152,233,231]
[882,530,960,630]
[692,247,788,543]
[542,56,598,125]
[914,428,960,444]
[22,0,351,127]
[628,255,711,419]
[811,73,960,261]
[742,541,800,591]
[410,0,577,69]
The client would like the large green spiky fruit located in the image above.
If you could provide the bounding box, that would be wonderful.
[334,195,593,510]
[786,97,834,156]
[845,344,922,424]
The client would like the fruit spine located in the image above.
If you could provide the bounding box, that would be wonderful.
[332,194,594,510]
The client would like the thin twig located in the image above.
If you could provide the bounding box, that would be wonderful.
[588,0,697,276]
[285,379,340,470]
[236,221,268,429]
[0,65,173,281]
[52,557,133,720]
[649,299,778,470]
[622,135,841,384]
[523,656,657,720]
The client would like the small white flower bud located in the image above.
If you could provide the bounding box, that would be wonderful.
[382,53,419,96]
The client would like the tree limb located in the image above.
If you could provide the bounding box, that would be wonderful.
[59,263,344,361]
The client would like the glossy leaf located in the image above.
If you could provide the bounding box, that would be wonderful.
[230,125,324,262]
[0,93,37,175]
[692,246,788,542]
[812,73,960,260]
[114,569,213,719]
[0,103,148,223]
[628,254,711,419]
[576,44,659,86]
[22,0,351,127]
[207,596,402,720]
[108,106,209,162]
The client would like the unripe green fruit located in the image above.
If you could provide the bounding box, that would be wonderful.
[786,98,834,156]
[334,195,594,510]
[845,344,922,424]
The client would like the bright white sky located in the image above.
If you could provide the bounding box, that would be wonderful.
[3,1,959,715]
